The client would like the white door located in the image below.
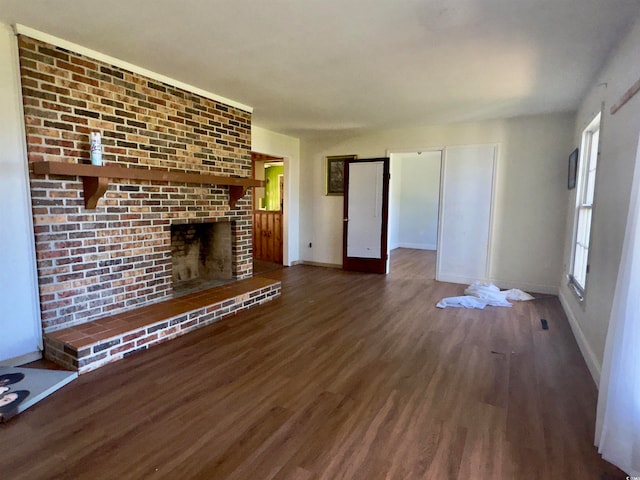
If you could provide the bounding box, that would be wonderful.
[344,158,389,273]
[437,144,496,284]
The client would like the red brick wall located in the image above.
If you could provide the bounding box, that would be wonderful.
[18,35,253,332]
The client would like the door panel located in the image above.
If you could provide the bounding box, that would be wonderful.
[437,144,496,284]
[253,211,283,264]
[343,158,389,273]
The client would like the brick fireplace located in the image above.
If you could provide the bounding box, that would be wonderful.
[18,35,279,371]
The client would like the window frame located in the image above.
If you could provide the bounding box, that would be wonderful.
[569,113,601,299]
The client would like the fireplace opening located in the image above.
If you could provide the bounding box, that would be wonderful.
[171,222,234,297]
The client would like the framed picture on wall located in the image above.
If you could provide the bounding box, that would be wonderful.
[326,155,356,195]
[568,148,579,190]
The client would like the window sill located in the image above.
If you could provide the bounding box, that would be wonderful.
[567,275,585,303]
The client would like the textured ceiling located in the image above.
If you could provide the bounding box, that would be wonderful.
[1,0,638,137]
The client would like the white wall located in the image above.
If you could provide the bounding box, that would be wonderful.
[393,152,440,250]
[559,17,640,384]
[251,126,301,265]
[388,155,402,250]
[300,112,574,292]
[0,22,42,364]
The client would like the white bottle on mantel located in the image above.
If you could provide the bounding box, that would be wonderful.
[90,132,102,166]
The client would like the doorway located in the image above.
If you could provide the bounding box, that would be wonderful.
[387,145,496,284]
[388,151,442,279]
[251,152,284,274]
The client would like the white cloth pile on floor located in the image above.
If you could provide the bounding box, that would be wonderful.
[436,281,534,309]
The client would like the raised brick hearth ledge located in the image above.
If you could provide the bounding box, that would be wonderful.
[44,277,281,374]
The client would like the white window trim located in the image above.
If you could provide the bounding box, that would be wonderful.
[569,113,601,299]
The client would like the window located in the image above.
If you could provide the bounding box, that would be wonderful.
[570,113,601,296]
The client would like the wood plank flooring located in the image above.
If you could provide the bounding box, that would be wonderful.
[2,249,624,479]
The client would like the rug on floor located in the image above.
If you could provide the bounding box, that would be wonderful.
[0,366,77,422]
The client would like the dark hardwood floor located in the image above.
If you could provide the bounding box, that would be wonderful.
[253,258,284,277]
[2,249,624,479]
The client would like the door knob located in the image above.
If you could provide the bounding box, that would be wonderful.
[343,218,348,222]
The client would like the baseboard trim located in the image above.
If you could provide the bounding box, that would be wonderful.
[558,291,601,386]
[0,350,42,367]
[436,274,482,285]
[396,243,437,251]
[490,279,559,295]
[299,261,342,269]
[437,273,559,295]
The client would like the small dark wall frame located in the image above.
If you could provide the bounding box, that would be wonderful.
[326,155,356,195]
[568,148,579,190]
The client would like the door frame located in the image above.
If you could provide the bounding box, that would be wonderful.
[386,147,444,274]
[343,157,390,273]
[251,151,286,264]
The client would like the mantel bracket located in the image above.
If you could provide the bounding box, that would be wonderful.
[229,185,248,209]
[82,176,109,209]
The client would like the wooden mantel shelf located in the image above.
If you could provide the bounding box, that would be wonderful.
[32,161,264,209]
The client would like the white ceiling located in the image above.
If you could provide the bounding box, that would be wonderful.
[1,0,638,137]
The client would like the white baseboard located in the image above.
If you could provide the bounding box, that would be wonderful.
[0,350,42,367]
[396,243,437,251]
[490,279,559,295]
[436,273,483,285]
[299,261,342,269]
[558,291,601,386]
[437,274,559,295]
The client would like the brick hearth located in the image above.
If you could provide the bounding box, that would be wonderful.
[44,277,281,374]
